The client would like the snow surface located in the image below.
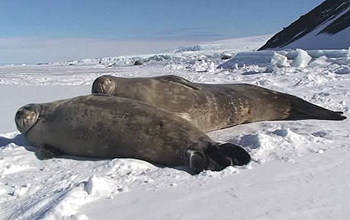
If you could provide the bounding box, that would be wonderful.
[1,35,350,220]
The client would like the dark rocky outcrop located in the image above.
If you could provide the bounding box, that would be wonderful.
[259,0,350,50]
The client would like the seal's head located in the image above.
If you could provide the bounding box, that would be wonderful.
[15,104,41,134]
[91,75,116,95]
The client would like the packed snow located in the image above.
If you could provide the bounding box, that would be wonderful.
[1,35,350,220]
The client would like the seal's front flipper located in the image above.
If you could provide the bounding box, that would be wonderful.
[207,143,251,171]
[157,75,201,90]
[36,145,63,160]
[187,150,207,173]
[218,143,251,166]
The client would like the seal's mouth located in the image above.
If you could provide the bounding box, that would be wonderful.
[15,104,41,134]
[91,76,116,95]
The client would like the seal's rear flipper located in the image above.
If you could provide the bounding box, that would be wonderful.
[288,96,346,121]
[207,143,251,171]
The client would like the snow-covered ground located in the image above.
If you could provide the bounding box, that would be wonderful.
[1,36,350,220]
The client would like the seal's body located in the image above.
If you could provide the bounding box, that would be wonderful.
[15,95,250,173]
[92,75,346,132]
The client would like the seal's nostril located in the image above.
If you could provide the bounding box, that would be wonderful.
[100,79,109,92]
[100,82,107,93]
[98,78,115,95]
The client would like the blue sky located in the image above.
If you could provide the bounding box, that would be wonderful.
[0,0,324,64]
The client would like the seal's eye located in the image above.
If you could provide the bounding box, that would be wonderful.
[91,76,116,95]
[15,104,40,134]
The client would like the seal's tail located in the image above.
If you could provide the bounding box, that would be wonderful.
[206,143,251,171]
[287,96,346,121]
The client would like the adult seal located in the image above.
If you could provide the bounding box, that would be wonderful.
[15,95,250,173]
[92,75,346,132]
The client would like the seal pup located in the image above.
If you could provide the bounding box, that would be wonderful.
[15,95,250,173]
[92,75,346,132]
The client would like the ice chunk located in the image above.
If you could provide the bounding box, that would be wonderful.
[218,51,276,69]
[85,175,111,197]
[309,56,330,67]
[307,49,349,58]
[291,49,312,67]
[270,52,289,68]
